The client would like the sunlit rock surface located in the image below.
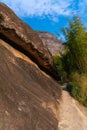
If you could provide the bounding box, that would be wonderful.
[0,38,61,130]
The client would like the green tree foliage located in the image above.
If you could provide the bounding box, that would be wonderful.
[67,72,87,107]
[60,16,87,106]
[54,16,87,106]
[53,55,67,81]
[62,16,87,74]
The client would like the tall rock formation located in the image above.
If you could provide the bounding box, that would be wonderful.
[0,3,61,130]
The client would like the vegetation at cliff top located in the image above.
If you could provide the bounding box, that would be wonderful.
[54,16,87,107]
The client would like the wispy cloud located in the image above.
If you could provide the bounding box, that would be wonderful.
[78,0,87,15]
[1,0,74,20]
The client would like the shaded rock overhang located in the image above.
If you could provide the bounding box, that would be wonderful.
[0,2,60,80]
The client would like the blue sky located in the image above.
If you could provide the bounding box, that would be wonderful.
[1,0,87,40]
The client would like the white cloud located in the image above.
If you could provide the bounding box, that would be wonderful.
[0,0,74,20]
[78,0,87,15]
[76,0,87,27]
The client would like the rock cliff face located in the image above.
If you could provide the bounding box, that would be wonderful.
[0,3,60,80]
[0,38,61,130]
[0,3,61,130]
[37,32,65,56]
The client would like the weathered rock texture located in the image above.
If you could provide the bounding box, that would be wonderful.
[0,3,60,80]
[0,3,62,130]
[0,38,61,130]
[37,32,65,56]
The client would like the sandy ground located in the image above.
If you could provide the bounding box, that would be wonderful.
[58,90,87,130]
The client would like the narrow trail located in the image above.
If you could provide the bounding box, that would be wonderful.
[72,99,87,120]
[58,90,87,130]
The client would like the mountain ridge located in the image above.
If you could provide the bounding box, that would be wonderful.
[37,31,65,56]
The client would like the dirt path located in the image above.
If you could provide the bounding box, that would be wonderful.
[58,90,87,130]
